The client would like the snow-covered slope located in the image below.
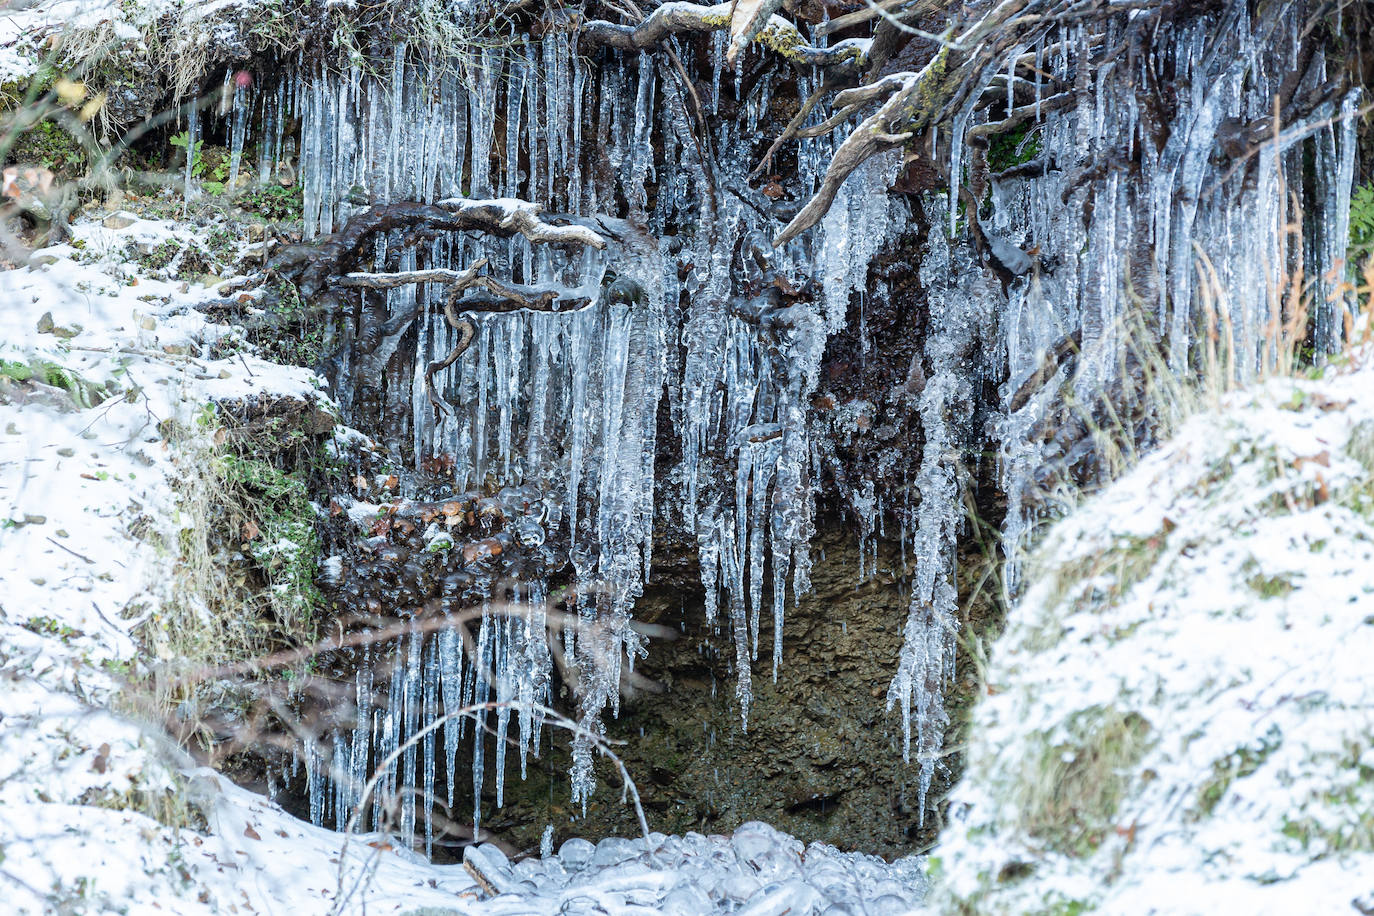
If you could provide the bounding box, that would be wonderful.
[936,366,1374,914]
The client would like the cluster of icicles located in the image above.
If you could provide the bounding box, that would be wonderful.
[212,0,1360,847]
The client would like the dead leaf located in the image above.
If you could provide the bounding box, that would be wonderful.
[241,519,260,541]
[1293,450,1331,471]
[1312,394,1352,412]
[213,427,228,446]
[353,474,369,493]
[243,824,261,840]
[382,474,399,490]
[91,742,110,774]
[761,180,785,200]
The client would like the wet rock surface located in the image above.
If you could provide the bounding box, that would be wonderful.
[478,526,989,860]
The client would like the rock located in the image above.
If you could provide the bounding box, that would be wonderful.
[36,311,54,333]
[102,213,136,230]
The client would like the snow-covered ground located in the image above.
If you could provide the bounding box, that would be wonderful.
[0,214,929,914]
[936,362,1374,914]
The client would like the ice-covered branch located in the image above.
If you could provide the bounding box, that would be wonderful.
[581,2,871,69]
[774,52,950,246]
[271,198,607,305]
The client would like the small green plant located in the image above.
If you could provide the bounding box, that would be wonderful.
[0,357,110,407]
[247,278,325,366]
[237,183,303,222]
[1350,181,1374,266]
[169,130,230,193]
[23,615,84,642]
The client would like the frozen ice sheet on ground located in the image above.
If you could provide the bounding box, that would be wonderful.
[455,820,927,916]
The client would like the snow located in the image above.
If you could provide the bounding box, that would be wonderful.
[935,365,1374,914]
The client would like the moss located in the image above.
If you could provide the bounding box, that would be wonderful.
[756,22,804,60]
[987,125,1043,172]
[3,118,88,174]
[1245,570,1297,599]
[214,452,322,629]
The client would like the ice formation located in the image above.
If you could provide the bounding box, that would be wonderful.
[203,0,1362,838]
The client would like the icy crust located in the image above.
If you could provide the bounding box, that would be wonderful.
[936,368,1374,915]
[456,821,927,916]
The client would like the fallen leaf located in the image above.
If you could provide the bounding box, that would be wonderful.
[91,742,110,774]
[243,824,261,840]
[762,180,785,200]
[241,519,260,541]
[353,474,369,493]
[382,474,399,490]
[1293,450,1331,471]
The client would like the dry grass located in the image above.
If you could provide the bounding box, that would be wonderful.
[139,425,273,725]
[1013,707,1152,858]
